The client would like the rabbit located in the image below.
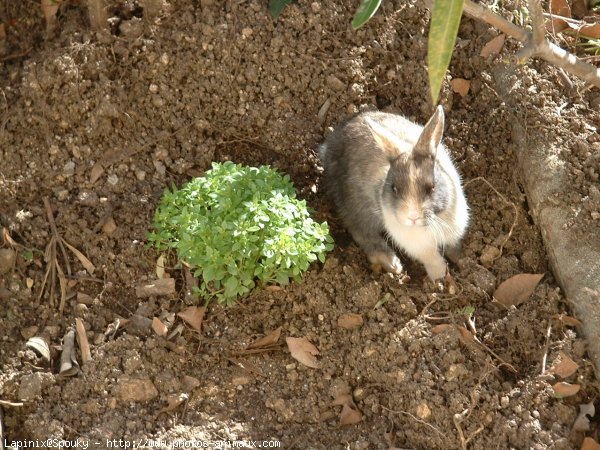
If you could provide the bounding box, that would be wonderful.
[319,105,469,280]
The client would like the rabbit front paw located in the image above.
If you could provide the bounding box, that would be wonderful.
[368,250,403,275]
[424,258,447,281]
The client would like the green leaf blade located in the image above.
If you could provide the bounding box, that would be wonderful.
[269,0,293,20]
[428,0,465,104]
[351,0,382,30]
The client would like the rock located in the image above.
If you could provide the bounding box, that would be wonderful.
[19,372,55,401]
[326,74,345,91]
[113,377,159,402]
[468,265,496,295]
[480,245,501,268]
[0,248,16,274]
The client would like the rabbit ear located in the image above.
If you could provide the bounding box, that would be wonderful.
[414,105,444,159]
[364,116,403,157]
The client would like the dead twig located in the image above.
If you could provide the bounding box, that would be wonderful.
[423,0,600,87]
[380,405,447,440]
[39,197,95,312]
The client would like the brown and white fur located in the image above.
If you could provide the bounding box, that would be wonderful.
[319,106,469,280]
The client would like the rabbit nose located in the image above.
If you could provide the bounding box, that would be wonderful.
[407,210,420,223]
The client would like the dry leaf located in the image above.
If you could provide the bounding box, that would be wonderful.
[552,314,582,327]
[582,437,600,450]
[75,318,92,364]
[340,402,363,425]
[550,351,579,378]
[152,317,168,337]
[135,278,176,298]
[41,0,61,32]
[247,327,282,349]
[547,0,571,32]
[480,34,506,59]
[62,240,95,274]
[552,381,581,397]
[156,254,166,279]
[158,393,188,414]
[573,401,595,432]
[450,78,470,97]
[337,313,364,329]
[177,306,206,332]
[90,162,104,184]
[571,0,588,18]
[493,273,544,307]
[579,22,600,39]
[431,324,451,334]
[181,375,201,391]
[457,325,475,344]
[286,337,320,369]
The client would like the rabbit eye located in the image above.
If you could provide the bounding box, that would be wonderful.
[427,184,435,195]
[391,184,398,195]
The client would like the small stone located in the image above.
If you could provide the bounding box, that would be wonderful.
[107,174,119,186]
[63,161,76,176]
[500,396,510,408]
[19,372,54,401]
[153,160,166,175]
[56,189,69,201]
[77,190,99,206]
[232,376,251,386]
[20,326,39,340]
[149,84,159,94]
[326,74,345,91]
[480,245,501,268]
[311,2,321,12]
[446,363,469,381]
[241,27,253,38]
[416,402,431,420]
[135,170,147,181]
[468,265,496,294]
[113,377,158,402]
[0,248,16,274]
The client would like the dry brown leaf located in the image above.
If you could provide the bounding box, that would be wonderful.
[450,78,470,97]
[156,254,166,279]
[340,402,363,425]
[90,162,104,184]
[550,351,579,378]
[579,22,600,39]
[158,393,188,414]
[135,278,176,298]
[286,337,320,369]
[152,317,168,337]
[582,437,600,450]
[181,375,201,391]
[177,306,206,332]
[247,327,282,349]
[337,313,364,329]
[431,324,451,334]
[62,240,95,274]
[480,34,506,59]
[547,0,571,31]
[457,325,475,345]
[41,0,61,31]
[77,292,94,305]
[75,317,92,364]
[552,381,581,397]
[552,314,582,327]
[493,273,544,307]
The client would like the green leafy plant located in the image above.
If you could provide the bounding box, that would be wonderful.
[352,0,382,29]
[148,161,334,306]
[269,0,293,19]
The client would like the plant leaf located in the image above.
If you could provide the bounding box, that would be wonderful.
[177,306,206,332]
[351,0,382,30]
[494,273,544,308]
[428,0,464,104]
[268,0,293,20]
[247,327,282,349]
